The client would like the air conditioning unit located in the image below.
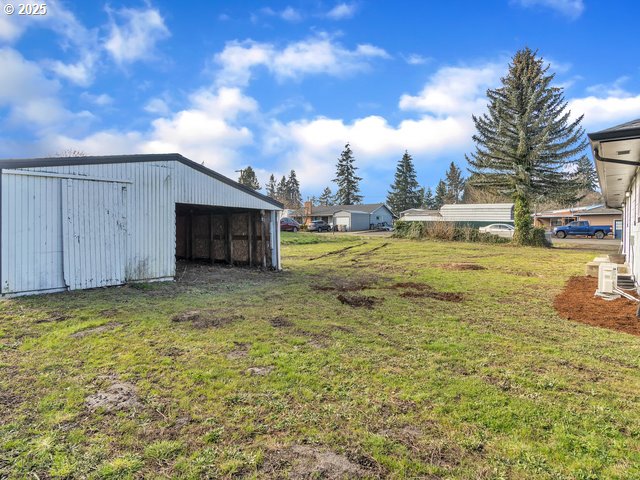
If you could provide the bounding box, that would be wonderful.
[598,262,618,294]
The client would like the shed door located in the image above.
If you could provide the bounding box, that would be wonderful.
[62,179,127,290]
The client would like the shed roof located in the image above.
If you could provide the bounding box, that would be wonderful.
[0,153,284,209]
[399,208,441,216]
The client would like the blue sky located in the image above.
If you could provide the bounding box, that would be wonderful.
[1,0,639,202]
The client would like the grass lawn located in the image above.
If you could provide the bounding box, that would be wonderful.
[2,234,640,479]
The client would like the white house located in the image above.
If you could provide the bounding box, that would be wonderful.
[0,153,283,297]
[293,202,395,231]
[590,119,640,282]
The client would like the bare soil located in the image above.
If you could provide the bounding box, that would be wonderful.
[438,263,487,271]
[270,316,294,328]
[246,366,274,376]
[308,242,367,261]
[35,312,69,324]
[85,382,142,413]
[387,282,465,302]
[554,276,640,336]
[263,445,367,479]
[70,322,123,338]
[313,276,378,292]
[171,310,243,328]
[227,341,251,360]
[336,294,379,309]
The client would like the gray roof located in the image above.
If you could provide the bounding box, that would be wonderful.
[400,208,441,216]
[0,153,284,209]
[577,206,622,216]
[588,118,640,142]
[309,203,390,216]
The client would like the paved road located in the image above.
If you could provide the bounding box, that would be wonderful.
[551,237,620,252]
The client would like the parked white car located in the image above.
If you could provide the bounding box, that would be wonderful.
[479,223,515,238]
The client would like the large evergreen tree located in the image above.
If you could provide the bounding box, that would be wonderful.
[286,170,302,209]
[434,180,447,209]
[444,162,465,204]
[333,143,363,205]
[573,156,598,194]
[466,48,586,245]
[318,187,334,206]
[266,174,277,198]
[238,166,261,190]
[387,151,422,214]
[421,186,436,209]
[276,176,288,205]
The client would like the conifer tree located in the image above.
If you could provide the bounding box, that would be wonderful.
[319,187,334,206]
[266,174,277,198]
[422,186,436,209]
[286,170,302,209]
[434,180,447,209]
[573,156,598,193]
[387,151,422,214]
[444,162,465,204]
[466,48,586,245]
[276,176,288,204]
[333,143,363,205]
[238,166,261,190]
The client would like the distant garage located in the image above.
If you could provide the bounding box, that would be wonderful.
[0,153,283,297]
[333,210,371,232]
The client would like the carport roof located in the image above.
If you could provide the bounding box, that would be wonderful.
[0,153,284,209]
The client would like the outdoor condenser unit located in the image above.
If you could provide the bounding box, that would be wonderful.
[598,263,618,295]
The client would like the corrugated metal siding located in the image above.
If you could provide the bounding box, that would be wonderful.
[440,203,514,223]
[1,159,281,296]
[401,214,443,222]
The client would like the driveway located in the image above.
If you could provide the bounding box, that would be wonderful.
[551,237,620,252]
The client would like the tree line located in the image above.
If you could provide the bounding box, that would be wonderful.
[237,47,599,244]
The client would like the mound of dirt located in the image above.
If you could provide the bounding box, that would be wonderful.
[388,282,431,290]
[70,322,122,338]
[439,263,487,271]
[270,316,294,328]
[171,310,243,328]
[264,445,368,479]
[336,294,379,309]
[554,276,640,336]
[227,342,251,359]
[85,382,142,412]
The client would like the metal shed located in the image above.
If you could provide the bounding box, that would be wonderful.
[439,203,514,227]
[0,153,283,297]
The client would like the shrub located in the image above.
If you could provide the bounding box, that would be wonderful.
[393,221,511,245]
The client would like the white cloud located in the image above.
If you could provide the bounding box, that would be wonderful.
[0,47,74,126]
[399,63,503,116]
[569,93,640,130]
[281,6,302,22]
[585,76,630,98]
[215,34,389,87]
[512,0,584,19]
[81,92,113,106]
[403,53,430,66]
[326,3,358,20]
[144,97,170,115]
[104,6,170,65]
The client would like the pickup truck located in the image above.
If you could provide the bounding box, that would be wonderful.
[553,221,611,239]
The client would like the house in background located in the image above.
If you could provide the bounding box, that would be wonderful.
[291,202,395,231]
[399,203,514,227]
[533,204,622,237]
[590,119,640,282]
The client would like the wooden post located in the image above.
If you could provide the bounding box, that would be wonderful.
[226,213,233,265]
[248,212,253,267]
[261,210,267,269]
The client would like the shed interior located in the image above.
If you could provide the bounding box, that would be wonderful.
[175,203,272,267]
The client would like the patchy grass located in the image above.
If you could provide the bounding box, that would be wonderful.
[2,238,640,478]
[280,231,357,245]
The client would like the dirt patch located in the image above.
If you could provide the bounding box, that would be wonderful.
[399,290,464,302]
[313,276,378,292]
[554,276,640,336]
[308,242,367,261]
[270,316,294,328]
[438,263,486,271]
[158,346,185,358]
[356,242,389,256]
[99,308,119,318]
[171,310,243,329]
[85,382,143,412]
[35,312,69,324]
[336,294,379,309]
[246,366,274,376]
[70,322,122,338]
[386,282,464,302]
[227,342,251,360]
[264,445,368,479]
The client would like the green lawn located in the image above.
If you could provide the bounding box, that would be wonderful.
[2,235,640,479]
